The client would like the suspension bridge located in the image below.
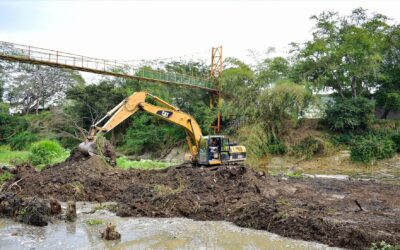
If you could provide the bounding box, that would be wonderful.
[0,41,220,93]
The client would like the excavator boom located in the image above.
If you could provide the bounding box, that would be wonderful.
[79,92,203,162]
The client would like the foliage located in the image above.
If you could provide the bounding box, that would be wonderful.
[258,57,290,85]
[85,219,104,225]
[29,140,68,166]
[324,97,375,132]
[66,81,128,129]
[292,136,331,160]
[0,145,30,166]
[220,57,259,131]
[4,64,82,114]
[378,25,400,101]
[370,241,399,250]
[238,123,287,161]
[330,133,357,146]
[266,137,287,155]
[292,8,389,99]
[122,113,185,156]
[257,82,312,134]
[9,131,38,150]
[116,156,170,170]
[0,103,29,144]
[377,92,400,119]
[391,133,400,153]
[350,135,396,164]
[238,124,270,160]
[0,171,13,184]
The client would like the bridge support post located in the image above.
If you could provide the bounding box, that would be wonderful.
[211,46,223,133]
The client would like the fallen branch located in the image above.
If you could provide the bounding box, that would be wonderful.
[6,177,26,193]
[354,199,364,212]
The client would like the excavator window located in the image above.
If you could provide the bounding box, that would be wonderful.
[199,138,208,163]
[221,138,230,161]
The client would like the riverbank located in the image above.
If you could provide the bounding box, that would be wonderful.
[1,151,399,249]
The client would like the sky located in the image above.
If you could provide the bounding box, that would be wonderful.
[0,0,400,68]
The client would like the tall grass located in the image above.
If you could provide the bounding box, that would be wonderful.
[116,156,170,170]
[0,143,69,169]
[0,145,30,166]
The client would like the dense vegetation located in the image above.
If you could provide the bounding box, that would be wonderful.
[0,8,400,166]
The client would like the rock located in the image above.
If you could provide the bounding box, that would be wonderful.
[101,223,121,240]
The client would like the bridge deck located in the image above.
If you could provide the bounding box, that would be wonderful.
[0,41,217,93]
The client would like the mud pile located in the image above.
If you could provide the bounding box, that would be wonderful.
[0,192,50,226]
[2,152,400,249]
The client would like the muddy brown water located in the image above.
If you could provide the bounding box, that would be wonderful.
[0,203,341,250]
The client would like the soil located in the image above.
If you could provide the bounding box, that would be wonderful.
[1,150,399,249]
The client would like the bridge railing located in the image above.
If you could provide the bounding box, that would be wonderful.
[0,41,214,90]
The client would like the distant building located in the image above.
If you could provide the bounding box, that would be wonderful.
[301,94,334,119]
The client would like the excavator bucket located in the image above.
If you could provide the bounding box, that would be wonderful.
[78,140,117,166]
[78,141,97,156]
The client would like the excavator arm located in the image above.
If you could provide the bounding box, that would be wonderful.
[80,92,203,162]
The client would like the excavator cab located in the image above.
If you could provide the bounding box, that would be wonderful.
[197,135,246,165]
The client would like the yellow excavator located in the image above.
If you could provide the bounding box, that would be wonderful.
[79,92,246,165]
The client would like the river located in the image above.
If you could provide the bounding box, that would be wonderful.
[0,202,341,250]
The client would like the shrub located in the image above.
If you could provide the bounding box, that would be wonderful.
[9,131,38,150]
[324,97,374,132]
[30,140,66,166]
[292,136,331,160]
[391,133,400,153]
[350,135,396,164]
[0,103,29,145]
[266,138,287,155]
[330,133,356,146]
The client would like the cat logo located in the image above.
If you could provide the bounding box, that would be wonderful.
[156,110,173,118]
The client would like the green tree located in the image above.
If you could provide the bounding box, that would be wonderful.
[324,97,374,131]
[258,57,290,85]
[66,81,128,129]
[292,8,389,99]
[375,25,400,116]
[5,64,82,114]
[220,57,258,124]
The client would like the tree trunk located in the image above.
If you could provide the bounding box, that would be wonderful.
[351,76,357,100]
[35,98,40,115]
[381,109,390,119]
